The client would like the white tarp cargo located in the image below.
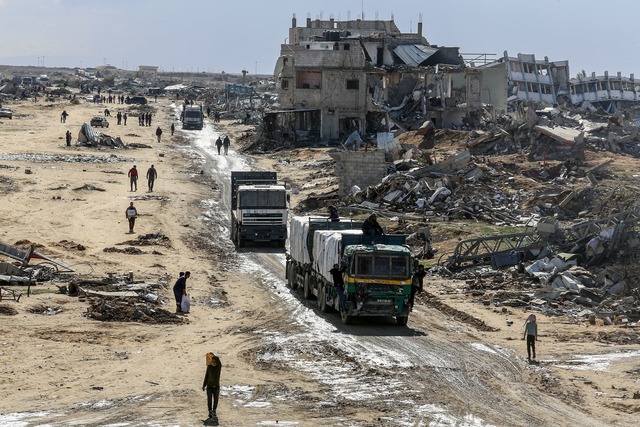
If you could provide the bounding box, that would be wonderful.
[289,216,325,265]
[312,229,362,284]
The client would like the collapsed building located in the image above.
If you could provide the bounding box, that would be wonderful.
[269,14,465,142]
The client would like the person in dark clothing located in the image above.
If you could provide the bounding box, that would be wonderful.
[125,202,138,234]
[329,263,347,310]
[409,265,426,311]
[65,130,72,147]
[202,352,222,419]
[60,110,68,123]
[116,111,122,125]
[155,126,163,143]
[362,214,384,237]
[215,136,223,155]
[173,271,190,313]
[222,135,230,155]
[146,165,157,192]
[123,112,127,125]
[171,122,175,136]
[328,205,340,221]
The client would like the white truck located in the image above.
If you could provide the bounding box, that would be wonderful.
[182,104,204,130]
[230,171,288,247]
[286,216,415,325]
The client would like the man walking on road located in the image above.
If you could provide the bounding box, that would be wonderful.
[215,136,223,155]
[155,126,163,143]
[146,165,157,192]
[125,202,138,234]
[523,314,538,362]
[128,165,138,192]
[223,135,230,155]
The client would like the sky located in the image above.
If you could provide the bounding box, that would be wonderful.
[0,0,639,78]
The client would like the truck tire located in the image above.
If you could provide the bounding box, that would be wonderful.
[318,285,329,313]
[287,263,298,290]
[303,273,313,300]
[396,316,409,326]
[340,307,353,325]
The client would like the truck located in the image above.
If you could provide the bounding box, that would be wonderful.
[230,171,288,247]
[285,216,415,325]
[182,104,204,130]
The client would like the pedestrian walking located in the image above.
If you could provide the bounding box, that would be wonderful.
[155,126,163,143]
[215,136,223,155]
[223,135,230,155]
[173,271,190,313]
[65,130,72,147]
[123,112,127,125]
[202,352,222,420]
[116,111,122,125]
[171,122,175,136]
[128,165,138,191]
[523,314,538,362]
[146,165,157,192]
[125,202,138,234]
[60,110,68,123]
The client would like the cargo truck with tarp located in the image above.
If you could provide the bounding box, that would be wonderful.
[285,216,414,325]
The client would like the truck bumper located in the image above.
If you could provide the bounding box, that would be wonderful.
[239,225,287,242]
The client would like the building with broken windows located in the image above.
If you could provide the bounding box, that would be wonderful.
[478,51,640,113]
[270,14,467,142]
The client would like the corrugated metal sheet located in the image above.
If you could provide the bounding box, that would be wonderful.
[394,45,438,66]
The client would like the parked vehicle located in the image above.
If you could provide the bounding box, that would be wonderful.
[0,108,12,119]
[286,216,415,325]
[230,171,288,247]
[126,96,147,105]
[182,104,204,130]
[90,117,109,128]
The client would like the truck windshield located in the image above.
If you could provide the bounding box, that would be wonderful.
[185,110,201,118]
[239,190,286,209]
[353,255,409,278]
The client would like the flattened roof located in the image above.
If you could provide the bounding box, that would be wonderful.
[394,45,438,66]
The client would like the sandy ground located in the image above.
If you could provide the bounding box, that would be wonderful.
[0,95,638,426]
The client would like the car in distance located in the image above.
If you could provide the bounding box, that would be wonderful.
[0,108,13,119]
[90,116,109,128]
[125,96,147,105]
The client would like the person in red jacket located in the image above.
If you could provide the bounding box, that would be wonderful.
[128,165,138,191]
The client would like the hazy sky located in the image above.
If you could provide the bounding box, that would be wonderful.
[1,0,638,78]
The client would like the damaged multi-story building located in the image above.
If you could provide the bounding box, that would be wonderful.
[269,14,468,142]
[479,51,640,113]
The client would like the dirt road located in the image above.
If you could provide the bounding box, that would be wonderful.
[0,97,634,426]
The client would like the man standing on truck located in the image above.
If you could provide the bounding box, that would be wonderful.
[362,214,384,237]
[329,263,347,310]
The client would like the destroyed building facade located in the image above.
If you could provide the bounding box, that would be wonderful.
[271,14,465,141]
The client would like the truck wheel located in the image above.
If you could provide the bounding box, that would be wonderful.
[303,273,313,300]
[318,285,329,313]
[287,263,297,290]
[340,308,353,325]
[396,316,409,326]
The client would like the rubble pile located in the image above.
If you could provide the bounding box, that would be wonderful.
[117,233,171,247]
[85,298,185,324]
